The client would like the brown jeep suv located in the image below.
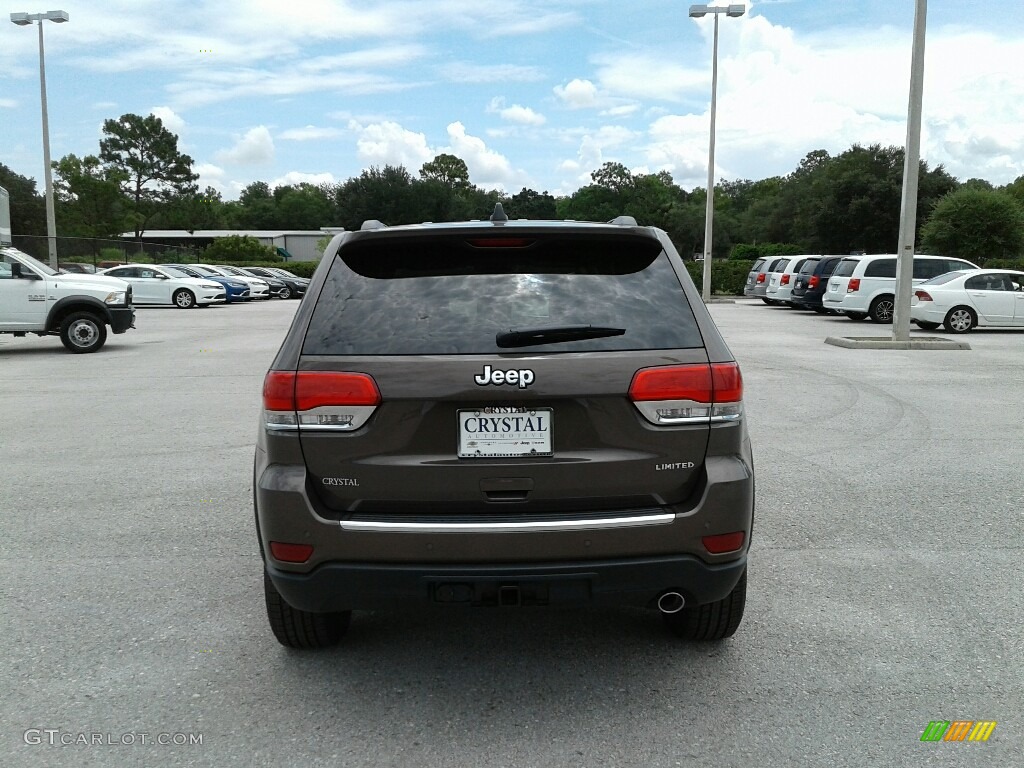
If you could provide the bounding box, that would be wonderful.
[254,207,754,648]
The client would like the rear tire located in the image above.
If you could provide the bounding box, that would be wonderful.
[279,286,292,300]
[869,295,895,323]
[943,306,976,333]
[264,571,350,649]
[663,571,746,641]
[59,312,107,353]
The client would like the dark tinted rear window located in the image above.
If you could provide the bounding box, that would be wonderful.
[864,258,897,278]
[833,258,860,277]
[798,258,821,275]
[304,233,704,355]
[819,257,843,277]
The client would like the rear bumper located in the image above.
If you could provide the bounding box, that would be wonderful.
[266,553,748,612]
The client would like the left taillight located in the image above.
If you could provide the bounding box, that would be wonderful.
[263,371,381,432]
[628,363,743,425]
[914,290,932,302]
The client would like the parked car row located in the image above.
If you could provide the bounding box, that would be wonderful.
[96,264,309,308]
[746,254,1024,332]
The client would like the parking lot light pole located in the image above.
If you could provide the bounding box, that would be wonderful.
[892,0,927,342]
[689,3,745,303]
[10,9,70,271]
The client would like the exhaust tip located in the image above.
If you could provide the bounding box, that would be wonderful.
[657,591,685,614]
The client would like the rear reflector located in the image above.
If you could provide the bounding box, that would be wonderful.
[847,278,861,293]
[262,371,380,432]
[703,531,745,554]
[629,363,743,425]
[269,541,314,563]
[914,290,932,301]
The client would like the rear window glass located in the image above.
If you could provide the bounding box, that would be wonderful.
[798,258,821,275]
[771,259,789,272]
[864,259,896,278]
[304,234,704,355]
[819,258,843,277]
[833,259,860,277]
[920,272,962,286]
[751,259,766,270]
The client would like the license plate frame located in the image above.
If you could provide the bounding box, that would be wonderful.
[457,407,553,459]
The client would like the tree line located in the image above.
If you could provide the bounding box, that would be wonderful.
[2,112,1023,263]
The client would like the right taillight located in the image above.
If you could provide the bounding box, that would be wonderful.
[808,275,819,289]
[847,278,861,293]
[262,371,381,432]
[628,363,743,425]
[756,273,766,284]
[915,290,932,301]
[781,274,791,286]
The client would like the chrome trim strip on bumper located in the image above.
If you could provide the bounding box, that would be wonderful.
[339,512,675,533]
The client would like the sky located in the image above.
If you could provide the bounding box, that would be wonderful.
[1,0,1023,200]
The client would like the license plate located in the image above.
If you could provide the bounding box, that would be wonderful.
[458,407,553,458]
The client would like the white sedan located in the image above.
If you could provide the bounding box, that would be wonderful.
[100,264,226,308]
[911,269,1024,332]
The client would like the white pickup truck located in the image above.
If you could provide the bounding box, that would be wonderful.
[1,246,135,353]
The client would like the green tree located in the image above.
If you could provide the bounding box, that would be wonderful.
[419,154,470,189]
[788,144,957,254]
[99,113,199,239]
[52,154,130,254]
[273,183,334,229]
[0,162,47,256]
[201,235,279,263]
[920,188,1024,262]
[506,188,558,219]
[331,165,420,229]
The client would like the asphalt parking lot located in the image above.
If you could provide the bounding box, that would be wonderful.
[2,298,1022,768]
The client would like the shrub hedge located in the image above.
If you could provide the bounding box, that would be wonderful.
[685,260,753,296]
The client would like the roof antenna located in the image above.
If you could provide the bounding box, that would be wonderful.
[490,203,508,224]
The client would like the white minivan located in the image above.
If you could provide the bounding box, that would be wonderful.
[822,255,978,323]
[765,256,812,306]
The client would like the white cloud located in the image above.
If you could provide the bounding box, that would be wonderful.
[487,98,546,126]
[270,171,337,188]
[350,120,435,169]
[215,126,275,166]
[557,126,642,187]
[0,98,17,109]
[442,122,522,191]
[194,163,227,193]
[441,62,546,83]
[151,106,186,135]
[554,79,599,109]
[278,126,344,141]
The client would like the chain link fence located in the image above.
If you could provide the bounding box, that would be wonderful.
[11,234,202,268]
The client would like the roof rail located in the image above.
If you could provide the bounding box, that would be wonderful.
[360,219,386,231]
[608,215,638,226]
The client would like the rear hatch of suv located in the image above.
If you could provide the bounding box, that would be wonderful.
[281,227,723,530]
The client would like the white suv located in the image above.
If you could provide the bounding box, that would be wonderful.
[822,255,978,323]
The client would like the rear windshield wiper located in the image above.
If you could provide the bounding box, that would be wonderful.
[495,324,626,348]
